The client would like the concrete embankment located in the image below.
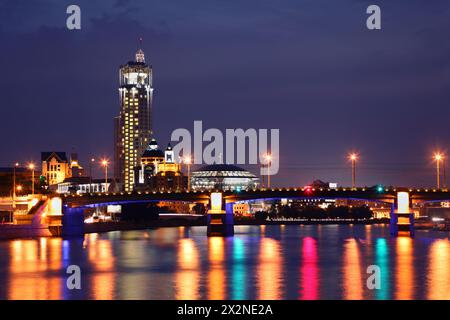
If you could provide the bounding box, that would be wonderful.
[0,224,52,240]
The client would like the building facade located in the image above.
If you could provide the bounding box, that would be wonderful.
[115,46,153,191]
[41,152,71,185]
[134,139,187,192]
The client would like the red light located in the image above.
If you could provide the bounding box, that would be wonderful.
[304,185,313,195]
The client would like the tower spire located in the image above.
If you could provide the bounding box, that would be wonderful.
[135,37,145,63]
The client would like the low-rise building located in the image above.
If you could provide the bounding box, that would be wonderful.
[56,176,113,194]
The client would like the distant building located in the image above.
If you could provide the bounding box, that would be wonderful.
[41,152,71,185]
[190,164,259,192]
[56,176,113,194]
[115,45,153,192]
[134,139,187,191]
[69,153,84,177]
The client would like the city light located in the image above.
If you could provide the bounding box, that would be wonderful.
[210,192,223,213]
[28,163,35,195]
[397,192,410,213]
[348,153,358,161]
[348,153,358,188]
[433,152,444,189]
[101,159,109,192]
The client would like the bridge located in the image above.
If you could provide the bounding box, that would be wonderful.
[57,187,450,237]
[61,186,450,208]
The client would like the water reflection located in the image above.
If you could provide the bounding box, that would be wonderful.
[427,239,450,300]
[8,238,62,300]
[85,234,115,299]
[257,238,282,299]
[175,238,200,299]
[231,238,246,300]
[208,237,225,299]
[0,225,448,300]
[395,237,414,300]
[375,238,390,300]
[342,239,363,300]
[300,237,318,300]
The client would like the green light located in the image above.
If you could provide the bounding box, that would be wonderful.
[376,185,384,193]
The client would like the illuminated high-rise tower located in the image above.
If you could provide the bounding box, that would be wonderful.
[114,43,153,191]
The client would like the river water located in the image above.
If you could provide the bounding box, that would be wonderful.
[0,224,448,300]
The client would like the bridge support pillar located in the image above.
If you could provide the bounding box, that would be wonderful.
[62,206,85,237]
[390,191,414,237]
[207,192,234,237]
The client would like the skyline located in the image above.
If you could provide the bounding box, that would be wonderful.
[1,1,450,187]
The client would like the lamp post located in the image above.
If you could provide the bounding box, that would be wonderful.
[101,160,109,193]
[265,153,272,189]
[12,162,19,210]
[434,153,443,189]
[90,158,95,185]
[184,155,192,192]
[349,153,358,189]
[28,163,35,195]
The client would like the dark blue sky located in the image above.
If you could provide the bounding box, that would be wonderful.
[1,0,450,187]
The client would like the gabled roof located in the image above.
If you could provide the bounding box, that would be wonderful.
[41,152,67,162]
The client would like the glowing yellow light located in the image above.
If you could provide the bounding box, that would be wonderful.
[265,153,272,162]
[210,192,223,213]
[49,197,62,215]
[101,159,109,167]
[28,163,35,170]
[184,156,191,164]
[349,153,358,161]
[434,153,443,161]
[16,185,22,191]
[397,192,410,213]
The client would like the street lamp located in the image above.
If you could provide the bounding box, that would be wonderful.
[434,153,443,189]
[265,153,272,189]
[90,158,95,184]
[184,155,192,192]
[12,162,19,209]
[28,163,35,195]
[101,159,109,193]
[348,153,358,189]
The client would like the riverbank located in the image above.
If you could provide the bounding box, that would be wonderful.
[81,217,390,235]
[1,217,446,240]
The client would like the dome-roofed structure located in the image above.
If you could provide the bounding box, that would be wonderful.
[142,139,164,158]
[191,164,259,191]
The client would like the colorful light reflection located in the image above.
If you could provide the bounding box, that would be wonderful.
[300,237,319,300]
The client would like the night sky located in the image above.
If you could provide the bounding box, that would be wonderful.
[1,0,450,187]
